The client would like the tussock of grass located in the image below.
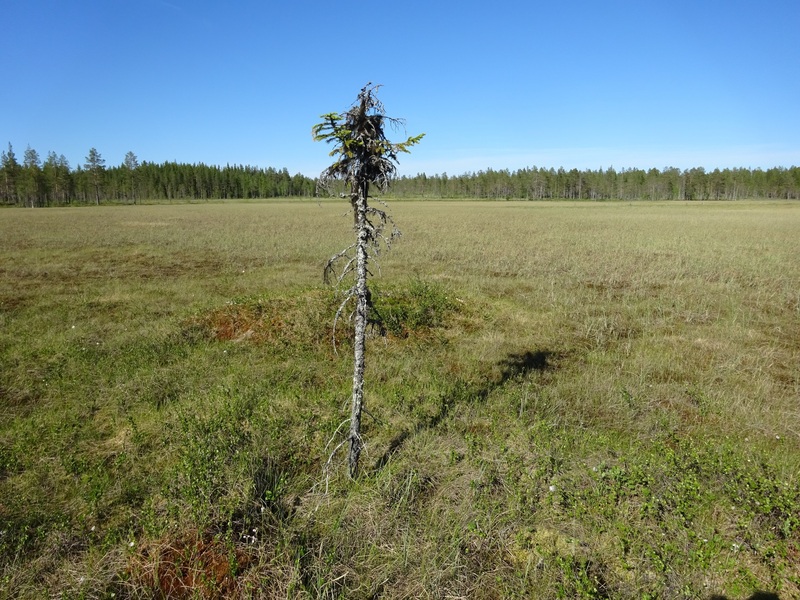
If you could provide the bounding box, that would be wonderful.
[371,278,459,338]
[1,201,799,598]
[190,290,339,348]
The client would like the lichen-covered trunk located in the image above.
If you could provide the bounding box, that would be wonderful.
[348,181,369,478]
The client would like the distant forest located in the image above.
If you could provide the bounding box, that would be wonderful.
[392,165,800,201]
[2,143,798,206]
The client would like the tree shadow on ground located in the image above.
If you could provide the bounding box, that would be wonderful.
[497,350,553,383]
[372,349,557,473]
[710,592,780,600]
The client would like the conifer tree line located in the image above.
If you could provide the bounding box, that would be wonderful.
[389,165,800,201]
[3,142,799,206]
[0,143,316,206]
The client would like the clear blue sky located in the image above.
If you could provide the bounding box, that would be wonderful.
[3,0,799,177]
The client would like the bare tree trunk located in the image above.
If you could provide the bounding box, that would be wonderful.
[348,181,369,478]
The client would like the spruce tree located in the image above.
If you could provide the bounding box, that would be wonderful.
[313,84,424,478]
[1,143,21,205]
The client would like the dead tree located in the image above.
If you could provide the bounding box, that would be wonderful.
[313,83,424,478]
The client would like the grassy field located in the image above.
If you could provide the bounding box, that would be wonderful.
[1,199,799,599]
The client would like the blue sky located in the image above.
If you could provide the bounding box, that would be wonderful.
[2,0,799,177]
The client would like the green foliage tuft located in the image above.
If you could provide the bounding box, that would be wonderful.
[170,398,255,527]
[371,278,457,337]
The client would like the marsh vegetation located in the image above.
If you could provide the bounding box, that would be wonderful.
[1,200,798,598]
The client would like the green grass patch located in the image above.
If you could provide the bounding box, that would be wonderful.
[371,277,459,337]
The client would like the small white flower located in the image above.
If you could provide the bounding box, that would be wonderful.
[548,485,556,492]
[776,435,780,440]
[90,526,95,532]
[129,541,135,547]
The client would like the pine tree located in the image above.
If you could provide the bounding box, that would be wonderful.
[22,145,42,207]
[84,147,106,205]
[123,151,140,203]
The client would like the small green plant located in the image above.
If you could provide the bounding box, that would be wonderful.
[555,555,608,599]
[372,278,457,337]
[170,398,255,527]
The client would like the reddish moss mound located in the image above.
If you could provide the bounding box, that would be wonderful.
[189,291,338,348]
[130,534,253,599]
